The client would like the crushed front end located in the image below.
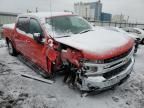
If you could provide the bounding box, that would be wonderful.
[76,47,135,92]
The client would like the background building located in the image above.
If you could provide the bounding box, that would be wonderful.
[0,12,18,26]
[74,0,102,21]
[112,14,126,23]
[74,2,91,20]
[101,12,112,22]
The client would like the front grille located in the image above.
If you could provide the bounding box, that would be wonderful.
[103,59,132,79]
[104,48,132,63]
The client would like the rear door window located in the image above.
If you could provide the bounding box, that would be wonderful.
[16,17,29,33]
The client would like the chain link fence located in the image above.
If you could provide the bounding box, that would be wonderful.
[89,21,144,28]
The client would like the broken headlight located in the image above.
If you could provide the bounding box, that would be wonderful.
[83,65,98,73]
[80,59,104,73]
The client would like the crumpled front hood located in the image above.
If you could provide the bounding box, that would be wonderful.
[55,28,134,60]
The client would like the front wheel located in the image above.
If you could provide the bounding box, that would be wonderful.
[7,40,17,56]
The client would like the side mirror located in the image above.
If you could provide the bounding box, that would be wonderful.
[33,33,42,43]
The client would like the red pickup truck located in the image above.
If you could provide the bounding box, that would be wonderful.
[2,12,134,92]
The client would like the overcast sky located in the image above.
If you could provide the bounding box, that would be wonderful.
[0,0,144,23]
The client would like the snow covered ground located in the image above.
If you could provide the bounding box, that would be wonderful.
[0,44,144,108]
[0,39,6,48]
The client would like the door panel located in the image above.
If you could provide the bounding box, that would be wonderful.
[30,40,47,69]
[15,17,29,56]
[27,18,47,70]
[15,29,30,56]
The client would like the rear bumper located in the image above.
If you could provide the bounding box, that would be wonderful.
[81,57,134,91]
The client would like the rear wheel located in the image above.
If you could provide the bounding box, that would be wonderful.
[7,40,17,56]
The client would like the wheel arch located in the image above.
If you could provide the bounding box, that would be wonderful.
[5,37,17,50]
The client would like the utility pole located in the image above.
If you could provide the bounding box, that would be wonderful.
[127,16,129,23]
[120,13,123,23]
[36,7,38,13]
[86,7,88,20]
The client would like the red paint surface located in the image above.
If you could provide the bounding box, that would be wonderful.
[83,38,134,60]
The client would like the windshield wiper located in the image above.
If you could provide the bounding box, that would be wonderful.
[79,29,93,34]
[55,35,71,38]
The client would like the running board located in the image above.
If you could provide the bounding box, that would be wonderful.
[17,55,51,79]
[21,73,54,84]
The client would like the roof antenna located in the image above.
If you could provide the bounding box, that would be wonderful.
[36,7,38,13]
[49,0,55,38]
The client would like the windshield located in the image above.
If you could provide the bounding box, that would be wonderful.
[45,15,92,37]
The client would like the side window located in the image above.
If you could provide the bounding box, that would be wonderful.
[135,30,141,34]
[16,17,29,33]
[29,18,42,35]
[133,29,141,34]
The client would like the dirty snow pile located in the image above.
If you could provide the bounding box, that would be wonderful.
[0,46,144,108]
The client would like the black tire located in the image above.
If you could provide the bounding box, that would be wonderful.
[7,40,17,56]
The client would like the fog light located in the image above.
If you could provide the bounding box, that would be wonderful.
[83,66,98,72]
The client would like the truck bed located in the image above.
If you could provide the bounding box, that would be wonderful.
[2,23,15,30]
[2,23,15,40]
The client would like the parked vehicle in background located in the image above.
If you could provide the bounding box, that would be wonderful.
[123,27,144,44]
[136,25,144,31]
[2,12,134,94]
[104,27,140,53]
[0,25,3,38]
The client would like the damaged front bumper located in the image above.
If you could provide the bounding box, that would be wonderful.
[80,57,134,91]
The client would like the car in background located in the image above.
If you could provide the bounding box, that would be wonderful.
[0,25,3,39]
[136,25,144,31]
[123,27,144,44]
[104,27,140,53]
